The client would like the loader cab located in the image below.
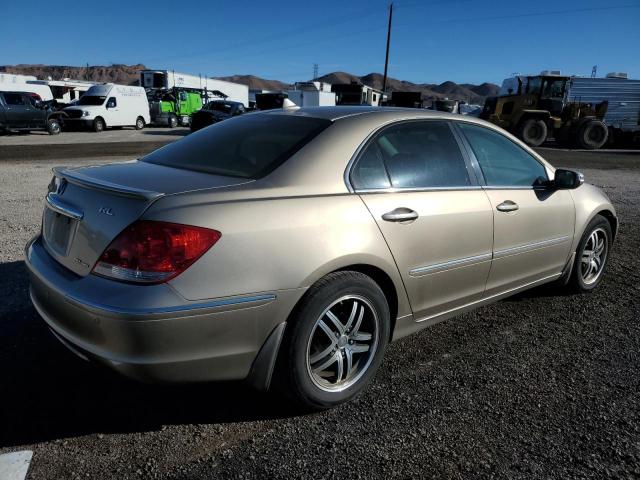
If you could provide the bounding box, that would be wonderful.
[529,75,569,116]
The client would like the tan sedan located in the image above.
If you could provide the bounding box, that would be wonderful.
[26,107,616,409]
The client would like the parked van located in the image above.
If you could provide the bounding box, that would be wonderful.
[63,84,150,132]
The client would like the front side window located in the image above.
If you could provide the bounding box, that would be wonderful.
[77,95,106,106]
[457,123,548,187]
[351,121,471,190]
[542,79,565,98]
[106,97,117,108]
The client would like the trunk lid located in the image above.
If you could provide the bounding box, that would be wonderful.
[42,160,251,276]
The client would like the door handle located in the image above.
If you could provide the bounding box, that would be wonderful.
[496,200,519,212]
[382,208,418,222]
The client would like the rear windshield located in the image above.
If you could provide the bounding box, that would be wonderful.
[142,114,332,179]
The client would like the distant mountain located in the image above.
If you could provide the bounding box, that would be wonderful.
[214,75,289,91]
[0,64,146,85]
[317,72,499,104]
[0,64,499,104]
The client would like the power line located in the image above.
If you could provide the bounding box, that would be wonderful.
[399,3,640,26]
[145,7,385,65]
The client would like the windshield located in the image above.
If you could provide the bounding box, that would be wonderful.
[143,115,332,179]
[206,102,233,113]
[77,95,106,106]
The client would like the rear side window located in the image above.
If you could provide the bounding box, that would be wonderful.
[143,115,332,179]
[3,93,25,105]
[351,121,471,190]
[457,123,548,187]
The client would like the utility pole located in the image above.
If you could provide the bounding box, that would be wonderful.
[591,65,597,78]
[382,2,393,93]
[313,63,318,80]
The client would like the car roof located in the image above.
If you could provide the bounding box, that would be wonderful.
[261,106,464,121]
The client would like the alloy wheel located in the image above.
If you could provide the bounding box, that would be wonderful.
[306,295,379,392]
[581,227,607,285]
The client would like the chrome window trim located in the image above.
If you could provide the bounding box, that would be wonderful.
[344,118,478,193]
[64,292,277,319]
[482,185,549,191]
[355,185,483,194]
[493,235,571,259]
[45,193,84,220]
[409,252,492,277]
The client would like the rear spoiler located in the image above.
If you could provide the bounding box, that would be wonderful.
[52,166,163,201]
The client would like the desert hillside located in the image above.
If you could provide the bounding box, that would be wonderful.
[0,64,498,103]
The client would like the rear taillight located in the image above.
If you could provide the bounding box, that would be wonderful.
[92,221,221,283]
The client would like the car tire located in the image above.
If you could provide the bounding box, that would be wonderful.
[46,118,61,135]
[93,117,105,132]
[517,118,548,147]
[576,120,608,150]
[168,114,178,128]
[135,116,145,130]
[275,271,390,410]
[568,214,612,292]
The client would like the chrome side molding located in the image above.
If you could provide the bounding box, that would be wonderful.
[493,235,571,259]
[409,252,492,277]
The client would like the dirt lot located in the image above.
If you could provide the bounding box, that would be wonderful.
[0,147,638,479]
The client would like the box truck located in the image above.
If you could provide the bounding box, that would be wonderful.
[63,84,150,132]
[140,70,249,107]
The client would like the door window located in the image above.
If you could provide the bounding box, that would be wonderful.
[457,123,548,187]
[106,97,117,108]
[351,121,472,190]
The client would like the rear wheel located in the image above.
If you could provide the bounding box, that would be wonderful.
[93,117,105,132]
[568,215,612,292]
[517,118,548,147]
[168,114,178,128]
[275,271,390,410]
[576,120,608,149]
[135,116,145,130]
[46,118,61,135]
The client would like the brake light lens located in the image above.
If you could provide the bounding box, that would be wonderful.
[92,221,221,283]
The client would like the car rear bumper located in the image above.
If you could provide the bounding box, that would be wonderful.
[25,236,304,385]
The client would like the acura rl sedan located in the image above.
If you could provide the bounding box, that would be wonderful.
[26,107,616,409]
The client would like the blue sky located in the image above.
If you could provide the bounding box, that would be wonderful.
[2,0,638,85]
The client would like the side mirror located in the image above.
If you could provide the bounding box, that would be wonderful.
[553,169,584,189]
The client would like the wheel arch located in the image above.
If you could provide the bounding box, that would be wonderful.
[333,263,399,341]
[597,208,618,240]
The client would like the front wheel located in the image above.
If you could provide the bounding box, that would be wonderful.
[47,118,61,135]
[135,116,145,130]
[275,271,390,410]
[168,114,178,128]
[568,214,612,292]
[518,118,548,147]
[93,117,105,132]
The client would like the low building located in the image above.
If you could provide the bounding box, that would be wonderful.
[286,82,335,107]
[331,82,383,106]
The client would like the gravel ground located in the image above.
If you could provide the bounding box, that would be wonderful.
[0,149,639,479]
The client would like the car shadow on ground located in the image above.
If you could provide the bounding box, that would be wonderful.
[0,260,296,448]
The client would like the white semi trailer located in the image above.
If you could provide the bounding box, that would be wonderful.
[140,70,249,107]
[0,73,54,101]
